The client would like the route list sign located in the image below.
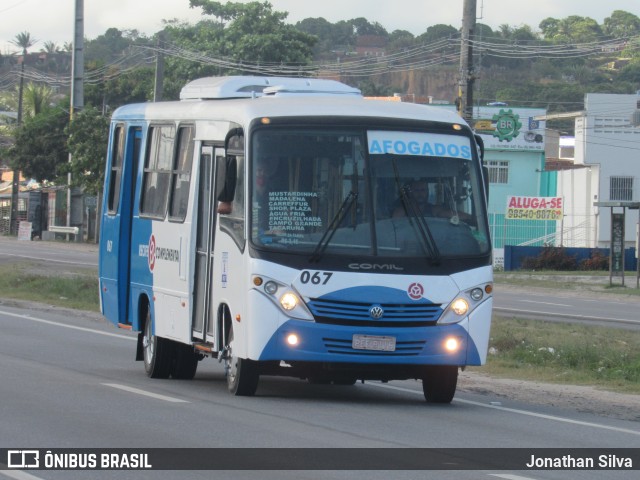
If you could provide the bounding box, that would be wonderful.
[268,191,323,232]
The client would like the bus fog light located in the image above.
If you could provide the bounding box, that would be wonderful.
[280,292,298,311]
[451,298,469,316]
[444,337,460,352]
[286,334,299,346]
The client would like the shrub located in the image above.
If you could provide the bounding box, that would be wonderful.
[579,249,609,271]
[521,246,578,270]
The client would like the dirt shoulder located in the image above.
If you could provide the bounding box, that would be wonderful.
[458,370,640,422]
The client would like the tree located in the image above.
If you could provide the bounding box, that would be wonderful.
[188,1,316,65]
[539,16,602,43]
[416,24,458,44]
[65,106,110,195]
[603,10,640,38]
[41,41,59,53]
[9,31,38,235]
[9,107,69,183]
[0,83,54,119]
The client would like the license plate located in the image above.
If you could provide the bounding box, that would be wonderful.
[352,334,396,352]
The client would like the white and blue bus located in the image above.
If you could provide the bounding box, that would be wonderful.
[99,76,493,403]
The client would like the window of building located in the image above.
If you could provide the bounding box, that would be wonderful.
[487,160,509,184]
[610,176,633,201]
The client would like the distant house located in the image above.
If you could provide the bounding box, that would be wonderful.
[355,35,386,57]
[554,93,640,250]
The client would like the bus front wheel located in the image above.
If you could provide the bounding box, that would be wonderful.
[226,328,259,396]
[422,366,458,404]
[143,311,173,379]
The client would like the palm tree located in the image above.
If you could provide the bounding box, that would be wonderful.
[10,32,38,125]
[41,41,59,53]
[8,31,38,236]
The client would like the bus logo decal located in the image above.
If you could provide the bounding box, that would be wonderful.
[148,235,156,271]
[369,305,384,319]
[407,282,424,300]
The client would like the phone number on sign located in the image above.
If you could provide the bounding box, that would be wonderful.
[507,208,562,220]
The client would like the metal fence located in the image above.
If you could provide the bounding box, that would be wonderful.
[489,213,594,249]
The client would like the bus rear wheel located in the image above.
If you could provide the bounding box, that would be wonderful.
[226,328,259,396]
[143,311,173,379]
[422,366,458,404]
[171,344,199,380]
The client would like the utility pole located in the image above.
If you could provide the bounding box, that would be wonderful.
[154,31,165,102]
[68,0,84,239]
[457,0,476,123]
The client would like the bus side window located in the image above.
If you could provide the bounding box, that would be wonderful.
[141,125,175,219]
[168,125,194,222]
[107,124,125,215]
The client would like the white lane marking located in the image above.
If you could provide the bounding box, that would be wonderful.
[367,383,640,436]
[489,475,538,480]
[0,467,45,480]
[519,300,571,307]
[102,383,190,403]
[493,307,640,325]
[0,309,136,341]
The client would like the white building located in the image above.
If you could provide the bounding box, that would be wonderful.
[555,93,640,249]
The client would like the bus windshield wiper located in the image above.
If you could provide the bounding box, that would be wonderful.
[309,191,358,263]
[393,163,441,264]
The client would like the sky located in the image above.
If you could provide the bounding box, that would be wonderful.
[1,0,638,53]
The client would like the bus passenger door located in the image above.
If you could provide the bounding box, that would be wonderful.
[192,146,223,342]
[100,125,142,326]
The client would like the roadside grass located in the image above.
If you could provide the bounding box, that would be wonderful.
[478,316,640,394]
[0,263,99,312]
[493,270,640,297]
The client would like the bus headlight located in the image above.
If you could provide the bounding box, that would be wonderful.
[252,274,314,321]
[280,292,298,311]
[451,298,469,316]
[437,283,492,325]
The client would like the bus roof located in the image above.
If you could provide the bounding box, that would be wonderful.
[112,76,467,128]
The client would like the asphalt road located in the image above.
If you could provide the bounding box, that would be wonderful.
[0,243,638,479]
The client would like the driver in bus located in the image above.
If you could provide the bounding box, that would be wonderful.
[392,179,473,224]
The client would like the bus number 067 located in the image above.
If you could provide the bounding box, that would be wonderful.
[300,271,333,285]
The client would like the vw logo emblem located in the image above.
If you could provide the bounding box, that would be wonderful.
[369,305,384,319]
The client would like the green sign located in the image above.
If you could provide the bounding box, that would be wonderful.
[491,109,522,142]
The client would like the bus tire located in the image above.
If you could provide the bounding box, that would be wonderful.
[143,310,173,379]
[171,344,199,380]
[422,366,458,404]
[226,328,259,396]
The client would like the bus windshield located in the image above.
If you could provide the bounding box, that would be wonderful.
[250,127,490,258]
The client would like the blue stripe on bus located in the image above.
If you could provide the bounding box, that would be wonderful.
[258,320,480,365]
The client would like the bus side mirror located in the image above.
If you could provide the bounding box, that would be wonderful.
[482,165,489,203]
[216,156,237,214]
[474,134,489,202]
[217,128,243,214]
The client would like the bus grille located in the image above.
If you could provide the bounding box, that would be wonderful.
[307,298,442,327]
